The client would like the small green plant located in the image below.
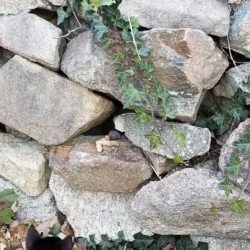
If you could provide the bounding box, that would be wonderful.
[0,188,18,224]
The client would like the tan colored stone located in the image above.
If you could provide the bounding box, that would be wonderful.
[49,136,153,193]
[0,56,115,145]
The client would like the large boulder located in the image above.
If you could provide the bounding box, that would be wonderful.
[131,167,250,239]
[118,0,230,37]
[0,133,49,196]
[49,173,152,242]
[0,56,114,145]
[0,13,65,70]
[49,136,153,193]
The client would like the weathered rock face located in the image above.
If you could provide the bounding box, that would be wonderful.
[0,56,115,145]
[49,136,153,193]
[114,113,211,160]
[118,0,230,37]
[219,119,250,184]
[0,0,65,15]
[0,13,65,70]
[213,63,250,98]
[131,168,250,239]
[220,0,250,58]
[0,133,49,196]
[0,176,57,222]
[140,29,228,93]
[49,173,152,242]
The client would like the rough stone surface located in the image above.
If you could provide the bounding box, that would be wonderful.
[0,133,49,196]
[213,63,250,98]
[131,168,250,239]
[220,0,250,58]
[0,0,65,15]
[191,236,250,250]
[114,113,211,160]
[140,29,228,93]
[49,136,153,193]
[219,119,250,186]
[144,151,176,175]
[118,0,229,37]
[0,13,65,70]
[49,172,152,242]
[0,176,57,222]
[0,56,114,145]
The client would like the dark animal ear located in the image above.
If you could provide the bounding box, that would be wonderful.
[26,226,41,250]
[62,236,74,250]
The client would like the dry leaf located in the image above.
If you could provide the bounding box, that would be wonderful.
[10,201,20,213]
[76,241,87,250]
[35,217,59,235]
[61,222,74,236]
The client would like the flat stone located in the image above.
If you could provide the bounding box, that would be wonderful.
[0,176,57,222]
[213,63,250,98]
[131,168,250,239]
[118,0,230,37]
[0,133,49,196]
[0,13,65,70]
[49,136,153,193]
[0,56,114,145]
[49,172,152,242]
[220,0,250,58]
[114,113,211,160]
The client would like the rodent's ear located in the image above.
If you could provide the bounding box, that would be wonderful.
[26,226,41,250]
[62,236,74,250]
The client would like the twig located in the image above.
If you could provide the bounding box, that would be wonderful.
[53,27,84,39]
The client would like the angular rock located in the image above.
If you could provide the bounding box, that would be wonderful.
[131,168,250,239]
[220,0,250,58]
[219,119,250,185]
[49,136,153,193]
[0,47,14,69]
[191,236,250,250]
[0,176,57,222]
[0,56,114,145]
[49,172,152,242]
[118,0,230,37]
[140,29,228,93]
[0,133,49,196]
[0,13,65,70]
[0,0,65,15]
[144,151,176,175]
[114,113,211,160]
[213,63,250,98]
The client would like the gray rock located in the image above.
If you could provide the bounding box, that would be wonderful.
[114,113,211,160]
[0,0,65,15]
[0,56,114,145]
[0,176,57,222]
[131,168,250,239]
[49,172,153,242]
[191,236,250,250]
[118,0,230,37]
[49,136,153,193]
[0,133,49,196]
[213,63,250,98]
[219,119,250,186]
[0,13,65,70]
[219,0,250,58]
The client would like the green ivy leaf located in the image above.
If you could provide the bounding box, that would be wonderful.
[93,19,108,41]
[138,60,154,79]
[123,83,143,108]
[134,107,150,123]
[228,102,241,120]
[175,236,193,250]
[138,47,151,57]
[133,233,154,250]
[223,153,241,177]
[233,134,250,154]
[0,188,18,203]
[0,208,14,224]
[56,7,70,25]
[45,226,61,237]
[245,125,250,134]
[155,235,169,250]
[151,79,169,103]
[112,49,125,64]
[230,198,245,214]
[122,29,132,42]
[115,68,128,86]
[218,176,232,197]
[172,152,184,163]
[195,242,209,250]
[99,234,114,250]
[88,234,96,250]
[80,0,92,15]
[212,113,226,131]
[145,132,163,150]
[114,231,125,247]
[210,203,218,216]
[101,33,111,49]
[159,105,176,120]
[129,16,139,28]
[174,129,186,146]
